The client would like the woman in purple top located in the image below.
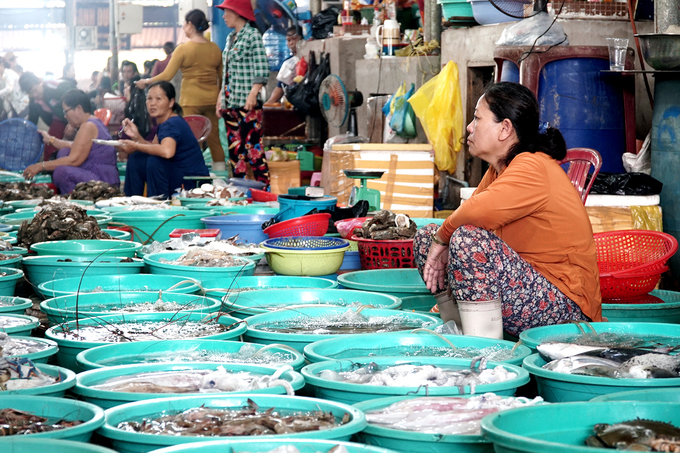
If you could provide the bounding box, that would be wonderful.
[22,89,119,193]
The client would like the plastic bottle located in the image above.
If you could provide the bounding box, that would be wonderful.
[263,27,291,71]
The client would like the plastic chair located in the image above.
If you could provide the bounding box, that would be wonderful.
[94,108,112,126]
[183,115,212,144]
[557,147,602,204]
[0,118,44,171]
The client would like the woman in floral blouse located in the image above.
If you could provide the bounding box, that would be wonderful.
[216,0,270,184]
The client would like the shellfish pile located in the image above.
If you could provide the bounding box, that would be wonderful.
[0,182,54,201]
[69,181,122,201]
[17,205,110,247]
[352,210,417,240]
[0,408,83,436]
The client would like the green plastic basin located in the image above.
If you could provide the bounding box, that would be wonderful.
[2,335,58,363]
[22,255,145,294]
[40,292,221,326]
[480,401,680,453]
[38,274,202,299]
[0,395,103,441]
[0,438,117,453]
[99,394,367,453]
[45,312,246,372]
[75,339,304,371]
[518,321,680,351]
[338,269,431,298]
[222,289,402,320]
[0,313,40,335]
[102,228,132,240]
[149,439,397,453]
[303,332,531,366]
[74,362,305,409]
[522,353,680,402]
[2,363,76,397]
[143,251,256,284]
[110,210,215,242]
[600,289,680,324]
[590,388,680,402]
[354,395,493,453]
[0,266,23,296]
[30,239,141,258]
[0,295,32,315]
[301,357,529,404]
[244,307,442,353]
[203,275,338,303]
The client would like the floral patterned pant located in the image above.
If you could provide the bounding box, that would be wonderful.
[414,224,589,336]
[223,107,269,185]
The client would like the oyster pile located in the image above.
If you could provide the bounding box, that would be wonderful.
[352,210,417,240]
[17,205,110,247]
[178,182,245,200]
[0,183,53,201]
[69,181,122,201]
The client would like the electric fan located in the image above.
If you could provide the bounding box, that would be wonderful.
[489,0,549,18]
[254,0,298,34]
[318,74,364,134]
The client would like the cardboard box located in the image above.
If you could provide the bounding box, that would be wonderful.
[323,144,435,217]
[269,160,301,195]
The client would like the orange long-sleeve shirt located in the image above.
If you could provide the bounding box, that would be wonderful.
[151,41,223,107]
[439,152,602,322]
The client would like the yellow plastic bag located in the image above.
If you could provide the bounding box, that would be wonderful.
[408,61,464,173]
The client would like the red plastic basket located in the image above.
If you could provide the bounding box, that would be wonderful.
[251,188,278,202]
[263,213,331,238]
[594,230,678,298]
[353,236,415,269]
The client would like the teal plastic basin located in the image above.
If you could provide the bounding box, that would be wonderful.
[40,292,222,326]
[143,251,256,284]
[23,256,145,294]
[99,394,367,453]
[203,275,338,303]
[399,294,438,313]
[75,339,305,371]
[3,363,75,397]
[522,353,680,402]
[74,362,305,409]
[30,239,142,258]
[519,321,680,351]
[222,289,402,320]
[45,312,247,372]
[0,266,24,296]
[0,395,103,441]
[177,197,247,207]
[481,401,680,453]
[149,439,396,453]
[354,395,493,453]
[38,274,202,299]
[0,438,117,453]
[0,211,112,229]
[301,357,529,404]
[244,307,442,353]
[600,289,680,324]
[2,335,58,363]
[101,228,132,240]
[0,295,32,315]
[0,313,40,335]
[4,199,43,209]
[338,269,430,297]
[110,210,214,242]
[412,218,445,229]
[591,388,680,402]
[0,253,22,269]
[303,332,531,366]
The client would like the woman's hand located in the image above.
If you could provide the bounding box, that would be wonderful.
[121,118,140,141]
[244,92,258,111]
[22,163,42,180]
[135,79,149,90]
[38,130,52,144]
[216,95,223,119]
[423,242,449,294]
[116,140,137,155]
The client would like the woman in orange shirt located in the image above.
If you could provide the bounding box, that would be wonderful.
[418,82,601,338]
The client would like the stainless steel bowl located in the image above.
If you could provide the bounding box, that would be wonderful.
[635,34,680,70]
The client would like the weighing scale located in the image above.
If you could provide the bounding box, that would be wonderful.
[344,169,385,212]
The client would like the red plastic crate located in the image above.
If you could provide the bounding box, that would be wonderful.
[353,236,415,269]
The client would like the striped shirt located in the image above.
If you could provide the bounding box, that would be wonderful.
[221,23,269,109]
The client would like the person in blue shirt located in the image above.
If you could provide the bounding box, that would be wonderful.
[117,80,208,198]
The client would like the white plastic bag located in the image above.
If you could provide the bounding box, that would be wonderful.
[623,132,651,174]
[276,56,300,86]
[496,12,569,47]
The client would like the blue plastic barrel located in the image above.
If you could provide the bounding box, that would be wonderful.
[538,58,626,173]
[651,76,680,277]
[263,27,291,71]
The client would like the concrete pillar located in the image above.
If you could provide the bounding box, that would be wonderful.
[310,0,322,17]
[655,0,680,33]
[424,0,442,43]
